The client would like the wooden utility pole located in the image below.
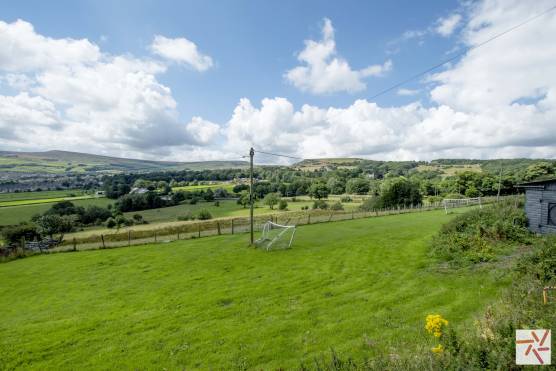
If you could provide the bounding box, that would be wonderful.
[497,165,503,202]
[249,147,255,245]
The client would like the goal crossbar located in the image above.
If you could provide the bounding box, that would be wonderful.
[256,221,296,250]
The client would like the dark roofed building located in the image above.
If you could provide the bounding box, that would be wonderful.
[517,178,556,234]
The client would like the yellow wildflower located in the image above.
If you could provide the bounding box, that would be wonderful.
[431,344,444,354]
[425,314,448,338]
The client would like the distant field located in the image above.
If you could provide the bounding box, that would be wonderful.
[0,210,510,369]
[0,198,114,226]
[0,195,96,207]
[0,189,86,202]
[172,183,235,192]
[64,198,362,239]
[417,164,482,177]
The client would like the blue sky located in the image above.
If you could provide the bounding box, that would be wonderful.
[1,0,461,123]
[0,0,555,162]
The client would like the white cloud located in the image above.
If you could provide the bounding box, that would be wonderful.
[397,88,420,96]
[0,19,100,72]
[435,14,462,37]
[150,35,213,71]
[0,19,220,159]
[2,0,556,163]
[185,117,220,144]
[285,18,392,94]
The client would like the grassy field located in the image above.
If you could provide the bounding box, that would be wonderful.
[0,190,87,202]
[172,183,235,192]
[0,198,114,226]
[0,210,511,369]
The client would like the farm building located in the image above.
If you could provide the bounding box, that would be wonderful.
[517,178,556,234]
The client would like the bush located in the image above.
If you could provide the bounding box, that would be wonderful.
[340,196,352,203]
[106,217,116,229]
[278,199,288,210]
[214,201,220,207]
[301,205,309,210]
[359,197,381,211]
[1,223,40,245]
[430,199,529,266]
[312,200,328,210]
[189,197,198,205]
[177,212,195,221]
[330,201,344,211]
[197,209,212,220]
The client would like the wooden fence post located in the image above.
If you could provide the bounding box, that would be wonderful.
[198,224,201,238]
[128,230,131,246]
[308,213,311,224]
[154,231,157,243]
[177,232,180,240]
[231,219,234,234]
[217,221,221,235]
[351,210,354,219]
[73,237,77,251]
[101,234,105,249]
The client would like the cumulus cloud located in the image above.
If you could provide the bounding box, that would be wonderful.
[285,18,392,94]
[225,0,556,162]
[150,35,213,71]
[435,14,462,37]
[0,19,220,159]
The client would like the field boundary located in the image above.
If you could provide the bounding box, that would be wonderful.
[47,195,518,252]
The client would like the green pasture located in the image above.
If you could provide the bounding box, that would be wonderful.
[0,210,510,369]
[0,198,114,226]
[0,190,87,203]
[172,183,235,192]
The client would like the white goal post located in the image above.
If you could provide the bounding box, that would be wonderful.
[443,197,482,214]
[255,221,296,250]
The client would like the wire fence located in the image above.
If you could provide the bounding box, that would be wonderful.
[51,195,516,252]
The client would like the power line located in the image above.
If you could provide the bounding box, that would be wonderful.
[368,4,556,101]
[254,149,304,161]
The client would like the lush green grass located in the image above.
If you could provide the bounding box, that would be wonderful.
[0,195,96,207]
[173,183,235,192]
[0,190,87,203]
[0,210,510,369]
[0,198,114,226]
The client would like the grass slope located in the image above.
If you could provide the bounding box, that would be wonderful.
[0,198,114,226]
[0,210,510,369]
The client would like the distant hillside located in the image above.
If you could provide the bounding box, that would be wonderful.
[0,150,248,174]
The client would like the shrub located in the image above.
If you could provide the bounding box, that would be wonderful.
[214,201,220,207]
[430,199,529,266]
[301,205,309,210]
[330,201,344,211]
[312,200,328,210]
[189,197,199,205]
[1,223,40,245]
[132,214,144,223]
[340,196,352,203]
[278,199,288,210]
[197,209,212,220]
[359,197,381,211]
[177,212,195,221]
[106,217,116,228]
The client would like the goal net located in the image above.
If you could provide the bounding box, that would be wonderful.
[443,197,482,214]
[255,221,296,250]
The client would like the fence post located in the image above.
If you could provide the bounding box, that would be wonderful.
[73,237,77,251]
[217,221,221,235]
[231,219,234,234]
[154,232,157,243]
[128,230,131,246]
[177,231,180,240]
[101,234,105,249]
[351,210,354,220]
[198,224,201,238]
[308,213,311,224]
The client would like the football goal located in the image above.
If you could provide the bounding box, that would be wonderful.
[255,221,296,250]
[443,197,482,214]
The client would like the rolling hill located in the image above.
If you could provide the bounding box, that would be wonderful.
[0,150,248,174]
